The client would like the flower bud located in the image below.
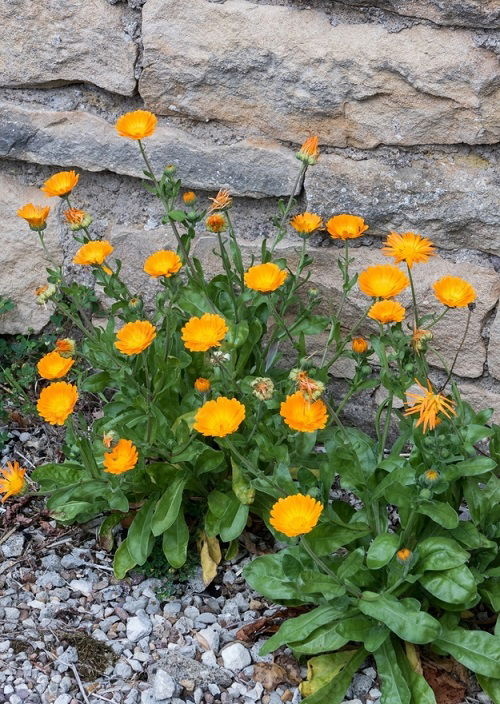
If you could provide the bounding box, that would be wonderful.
[128,297,142,310]
[352,336,368,354]
[64,208,93,231]
[194,377,211,392]
[397,548,412,564]
[182,191,196,205]
[296,136,320,166]
[35,283,56,304]
[164,164,176,175]
[251,377,275,401]
[424,468,440,484]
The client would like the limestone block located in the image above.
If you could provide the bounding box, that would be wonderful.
[338,0,499,28]
[486,309,500,381]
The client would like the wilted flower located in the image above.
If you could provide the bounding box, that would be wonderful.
[194,377,211,392]
[102,430,119,449]
[0,461,27,502]
[405,378,456,433]
[115,110,157,140]
[114,320,157,356]
[289,369,324,401]
[368,300,406,324]
[433,276,476,308]
[64,208,93,231]
[17,203,50,231]
[326,214,368,240]
[352,337,368,354]
[103,439,138,474]
[181,313,228,353]
[244,263,287,293]
[210,350,231,365]
[35,283,56,305]
[280,392,328,432]
[251,377,275,401]
[37,351,74,380]
[296,136,320,165]
[55,338,76,358]
[290,212,323,235]
[206,214,227,233]
[41,171,79,198]
[382,232,435,268]
[208,189,232,213]
[411,328,433,353]
[37,381,78,425]
[270,494,323,537]
[358,265,409,299]
[194,397,245,437]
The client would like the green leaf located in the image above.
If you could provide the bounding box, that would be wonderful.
[396,643,437,704]
[81,371,112,392]
[168,209,187,222]
[207,490,249,542]
[367,533,400,570]
[151,474,188,536]
[291,623,349,655]
[301,648,367,704]
[451,522,497,550]
[108,489,129,513]
[443,456,496,481]
[417,500,459,529]
[300,572,346,600]
[231,461,255,504]
[127,500,156,565]
[244,550,305,602]
[162,510,189,568]
[419,565,477,604]
[98,513,124,552]
[32,462,86,490]
[417,537,470,572]
[261,605,346,656]
[374,639,411,704]
[335,615,374,643]
[480,577,500,611]
[338,547,365,581]
[435,625,500,678]
[364,624,390,653]
[477,675,500,704]
[306,521,370,557]
[358,592,440,644]
[113,539,137,579]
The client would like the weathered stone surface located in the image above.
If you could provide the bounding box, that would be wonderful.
[0,0,137,96]
[140,0,499,148]
[456,381,500,423]
[0,173,61,335]
[305,151,500,255]
[486,309,500,381]
[0,103,298,197]
[339,0,500,28]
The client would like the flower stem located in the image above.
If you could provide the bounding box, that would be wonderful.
[407,264,420,328]
[301,536,361,597]
[439,307,472,393]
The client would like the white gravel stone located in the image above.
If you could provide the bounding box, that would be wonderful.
[115,661,133,679]
[152,669,177,700]
[220,642,251,671]
[197,627,220,653]
[0,534,24,558]
[127,611,153,643]
[69,579,93,596]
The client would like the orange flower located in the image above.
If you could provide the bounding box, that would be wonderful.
[194,377,211,392]
[404,378,456,433]
[206,213,227,233]
[326,214,368,240]
[103,439,138,475]
[208,189,232,213]
[64,208,92,231]
[37,381,78,425]
[0,461,27,502]
[183,191,197,205]
[41,171,79,197]
[352,337,368,354]
[17,203,50,230]
[433,276,476,308]
[296,136,320,165]
[73,240,114,266]
[368,300,406,324]
[382,232,435,268]
[397,548,412,563]
[194,397,245,437]
[244,263,288,293]
[358,265,409,299]
[290,213,323,235]
[55,338,76,358]
[270,494,323,537]
[280,392,328,433]
[144,250,183,278]
[181,313,228,352]
[115,320,157,355]
[37,351,74,380]
[115,110,157,139]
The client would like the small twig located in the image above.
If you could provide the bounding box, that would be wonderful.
[80,561,114,573]
[68,662,91,704]
[44,537,74,550]
[14,449,37,469]
[0,527,17,546]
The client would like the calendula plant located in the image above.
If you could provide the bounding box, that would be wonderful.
[5,110,499,701]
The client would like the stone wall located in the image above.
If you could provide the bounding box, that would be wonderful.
[0,0,499,418]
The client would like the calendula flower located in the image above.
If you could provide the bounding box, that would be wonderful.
[73,240,114,266]
[36,283,56,305]
[194,397,245,437]
[206,213,227,233]
[382,232,435,268]
[144,250,183,278]
[181,313,228,352]
[115,320,157,355]
[251,377,275,401]
[397,548,412,563]
[208,189,232,212]
[433,276,476,308]
[37,351,74,380]
[326,214,368,240]
[115,110,157,139]
[368,300,406,324]
[103,439,138,475]
[102,430,119,449]
[194,377,211,392]
[270,494,323,537]
[183,191,197,205]
[352,337,368,354]
[64,208,93,231]
[37,381,78,425]
[244,262,288,293]
[280,392,328,433]
[289,370,325,401]
[0,461,27,502]
[17,203,50,231]
[55,338,76,358]
[405,378,456,433]
[290,212,323,235]
[411,328,433,353]
[296,136,320,165]
[424,469,440,483]
[128,297,141,310]
[358,265,409,299]
[41,171,79,197]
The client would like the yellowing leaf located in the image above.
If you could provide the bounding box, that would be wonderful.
[300,650,357,697]
[405,642,423,675]
[197,532,222,586]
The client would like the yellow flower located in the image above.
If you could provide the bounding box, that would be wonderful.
[404,378,456,433]
[251,377,275,401]
[115,110,157,139]
[73,240,114,266]
[37,351,74,380]
[397,548,412,563]
[41,171,79,197]
[208,189,232,213]
[64,208,92,231]
[37,381,78,425]
[280,392,328,432]
[115,320,157,356]
[103,439,138,475]
[433,276,476,308]
[290,213,323,235]
[206,213,227,233]
[296,136,320,165]
[368,300,406,324]
[194,397,245,437]
[358,265,409,299]
[0,461,27,503]
[244,263,288,293]
[183,191,197,205]
[17,203,50,231]
[181,313,228,352]
[326,214,368,240]
[270,494,323,537]
[55,338,76,358]
[382,232,435,268]
[144,250,183,278]
[289,369,325,401]
[194,377,211,392]
[352,337,368,354]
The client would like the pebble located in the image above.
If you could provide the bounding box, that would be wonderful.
[1,534,25,558]
[127,611,152,642]
[152,670,177,700]
[220,642,252,671]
